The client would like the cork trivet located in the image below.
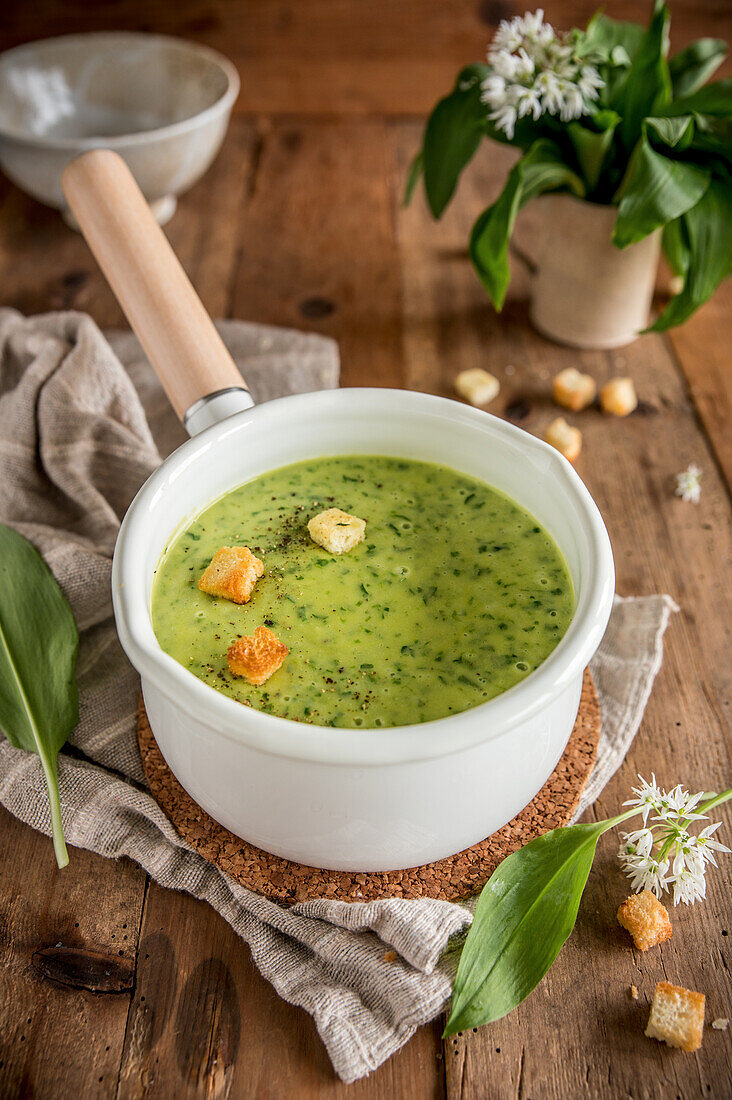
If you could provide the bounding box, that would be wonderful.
[138,668,600,903]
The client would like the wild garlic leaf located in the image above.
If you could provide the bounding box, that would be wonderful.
[613,132,710,248]
[402,150,424,207]
[568,110,621,191]
[422,64,490,218]
[615,0,672,153]
[444,816,623,1035]
[469,139,585,309]
[649,178,732,331]
[662,216,691,278]
[0,524,79,867]
[666,78,732,118]
[669,39,727,99]
[577,12,645,68]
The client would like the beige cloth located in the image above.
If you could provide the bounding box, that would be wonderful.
[0,309,676,1083]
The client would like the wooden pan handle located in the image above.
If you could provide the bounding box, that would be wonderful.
[62,149,249,422]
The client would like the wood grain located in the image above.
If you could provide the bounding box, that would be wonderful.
[0,1,729,116]
[117,883,445,1099]
[229,119,404,389]
[0,1,730,1096]
[0,808,146,1099]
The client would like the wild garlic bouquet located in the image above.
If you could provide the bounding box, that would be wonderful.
[407,2,732,331]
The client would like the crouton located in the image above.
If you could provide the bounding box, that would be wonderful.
[617,890,673,951]
[646,981,705,1052]
[227,626,288,685]
[198,546,264,604]
[308,508,365,554]
[454,368,500,407]
[543,417,582,463]
[552,367,597,412]
[600,376,637,417]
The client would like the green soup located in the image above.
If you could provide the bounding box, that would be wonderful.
[151,456,574,728]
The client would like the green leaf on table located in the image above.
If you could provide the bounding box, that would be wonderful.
[421,64,489,218]
[568,110,620,191]
[613,131,710,248]
[0,523,79,867]
[444,817,622,1035]
[469,139,585,309]
[615,0,672,152]
[649,179,732,331]
[669,38,727,99]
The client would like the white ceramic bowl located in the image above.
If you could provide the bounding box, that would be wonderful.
[113,388,614,871]
[0,33,239,224]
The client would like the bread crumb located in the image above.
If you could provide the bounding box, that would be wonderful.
[198,546,264,604]
[669,274,684,296]
[646,981,705,1052]
[308,508,365,554]
[552,368,596,412]
[617,890,672,951]
[227,626,288,685]
[544,417,582,463]
[712,1018,729,1030]
[600,376,637,417]
[630,985,639,1000]
[383,950,397,962]
[454,368,500,407]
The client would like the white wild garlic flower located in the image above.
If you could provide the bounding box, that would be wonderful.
[618,775,730,905]
[481,9,604,139]
[675,463,703,503]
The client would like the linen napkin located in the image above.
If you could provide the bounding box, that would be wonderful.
[0,308,677,1084]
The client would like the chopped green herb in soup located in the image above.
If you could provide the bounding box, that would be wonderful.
[151,456,574,727]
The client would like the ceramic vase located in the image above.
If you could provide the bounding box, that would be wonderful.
[530,194,661,350]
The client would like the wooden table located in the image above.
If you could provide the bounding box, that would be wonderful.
[1,3,730,1097]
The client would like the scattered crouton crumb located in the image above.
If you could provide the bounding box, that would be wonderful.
[552,367,597,412]
[630,985,639,1000]
[308,508,366,554]
[712,1018,729,1031]
[617,890,673,952]
[600,376,637,417]
[544,417,582,463]
[669,275,684,296]
[384,950,397,963]
[198,546,264,604]
[227,626,288,685]
[454,368,500,407]
[646,981,705,1052]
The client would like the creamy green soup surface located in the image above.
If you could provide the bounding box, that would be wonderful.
[151,456,574,728]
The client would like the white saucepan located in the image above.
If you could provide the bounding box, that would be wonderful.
[63,151,614,872]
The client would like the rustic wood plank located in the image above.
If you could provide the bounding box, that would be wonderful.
[667,280,732,494]
[1,1,729,116]
[0,807,146,1099]
[117,883,445,1099]
[229,119,404,389]
[393,122,731,1100]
